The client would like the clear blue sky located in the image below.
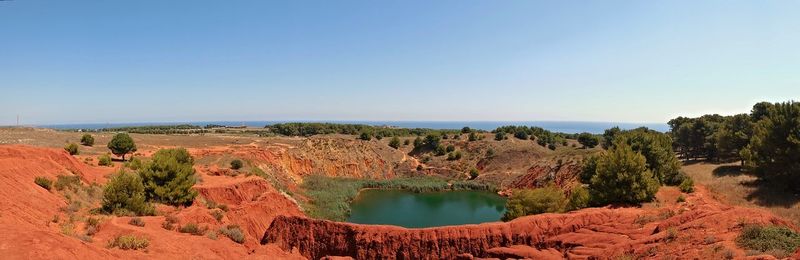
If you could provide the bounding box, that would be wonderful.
[1,1,799,125]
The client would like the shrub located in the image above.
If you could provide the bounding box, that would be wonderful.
[80,134,95,146]
[35,176,53,190]
[230,159,243,170]
[102,170,154,216]
[514,131,529,140]
[359,132,371,141]
[461,127,471,133]
[389,137,401,149]
[128,217,145,227]
[567,186,591,210]
[679,177,695,193]
[85,217,101,236]
[502,186,567,221]
[547,143,556,150]
[138,148,198,206]
[211,209,224,222]
[161,215,178,230]
[434,145,446,156]
[494,132,505,141]
[579,155,599,184]
[469,168,479,179]
[107,235,149,250]
[676,195,686,203]
[124,157,143,170]
[446,145,455,152]
[403,139,410,146]
[447,151,462,161]
[469,132,478,141]
[218,225,245,244]
[64,143,79,155]
[107,133,137,161]
[589,142,659,205]
[98,154,113,167]
[54,175,81,191]
[736,225,800,255]
[178,223,207,236]
[577,132,600,148]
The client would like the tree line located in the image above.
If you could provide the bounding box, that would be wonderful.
[265,122,466,137]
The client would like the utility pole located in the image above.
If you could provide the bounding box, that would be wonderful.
[16,115,19,126]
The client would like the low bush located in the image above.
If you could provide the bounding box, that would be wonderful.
[502,186,567,221]
[54,175,81,191]
[35,176,53,190]
[676,195,686,203]
[128,217,145,227]
[679,177,695,193]
[161,215,178,230]
[64,143,79,155]
[85,217,101,236]
[736,225,800,256]
[102,171,154,216]
[80,134,95,146]
[230,159,243,170]
[567,186,591,210]
[98,154,113,167]
[211,209,224,222]
[218,225,245,244]
[469,168,480,179]
[107,235,149,250]
[178,223,207,236]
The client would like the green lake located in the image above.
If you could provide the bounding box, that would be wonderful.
[347,189,507,228]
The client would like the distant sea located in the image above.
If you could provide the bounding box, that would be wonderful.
[41,121,668,134]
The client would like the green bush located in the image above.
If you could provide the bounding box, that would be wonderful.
[389,136,401,149]
[64,143,79,155]
[102,170,154,216]
[446,151,462,161]
[469,168,480,179]
[80,134,95,146]
[230,159,243,170]
[35,177,53,190]
[107,133,137,161]
[54,175,81,191]
[577,132,599,148]
[211,209,224,222]
[446,145,455,152]
[567,186,591,210]
[98,154,113,167]
[495,132,505,141]
[434,145,446,156]
[514,131,529,140]
[679,177,695,193]
[138,148,198,206]
[736,225,800,256]
[358,132,371,141]
[579,155,598,184]
[403,139,410,146]
[502,186,567,221]
[107,235,149,250]
[218,225,245,244]
[589,142,659,205]
[468,132,478,141]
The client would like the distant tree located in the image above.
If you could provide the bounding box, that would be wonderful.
[601,127,621,149]
[715,114,753,163]
[230,159,243,170]
[80,134,95,146]
[461,127,472,134]
[514,131,529,140]
[388,136,401,149]
[495,132,505,141]
[102,170,154,216]
[64,143,79,155]
[589,142,659,205]
[468,132,478,141]
[577,132,599,148]
[359,132,372,141]
[108,133,137,161]
[413,137,423,148]
[742,101,800,187]
[138,148,198,206]
[502,186,566,221]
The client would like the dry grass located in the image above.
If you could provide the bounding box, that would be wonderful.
[682,161,800,224]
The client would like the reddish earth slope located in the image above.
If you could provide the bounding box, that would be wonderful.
[0,145,304,259]
[263,187,797,260]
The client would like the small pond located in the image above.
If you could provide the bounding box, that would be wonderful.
[347,189,507,228]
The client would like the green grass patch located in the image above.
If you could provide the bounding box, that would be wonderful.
[736,224,800,257]
[301,175,494,221]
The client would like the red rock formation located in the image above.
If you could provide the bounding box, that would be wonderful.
[263,187,798,260]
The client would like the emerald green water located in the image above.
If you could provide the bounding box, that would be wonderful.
[347,189,507,228]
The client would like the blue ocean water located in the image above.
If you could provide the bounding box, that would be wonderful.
[41,120,668,134]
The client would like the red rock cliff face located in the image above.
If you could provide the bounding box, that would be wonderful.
[262,188,798,260]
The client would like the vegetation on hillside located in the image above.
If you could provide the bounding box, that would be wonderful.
[102,170,154,216]
[265,122,466,137]
[101,124,208,134]
[736,224,800,257]
[588,142,659,205]
[138,148,198,206]
[107,133,137,160]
